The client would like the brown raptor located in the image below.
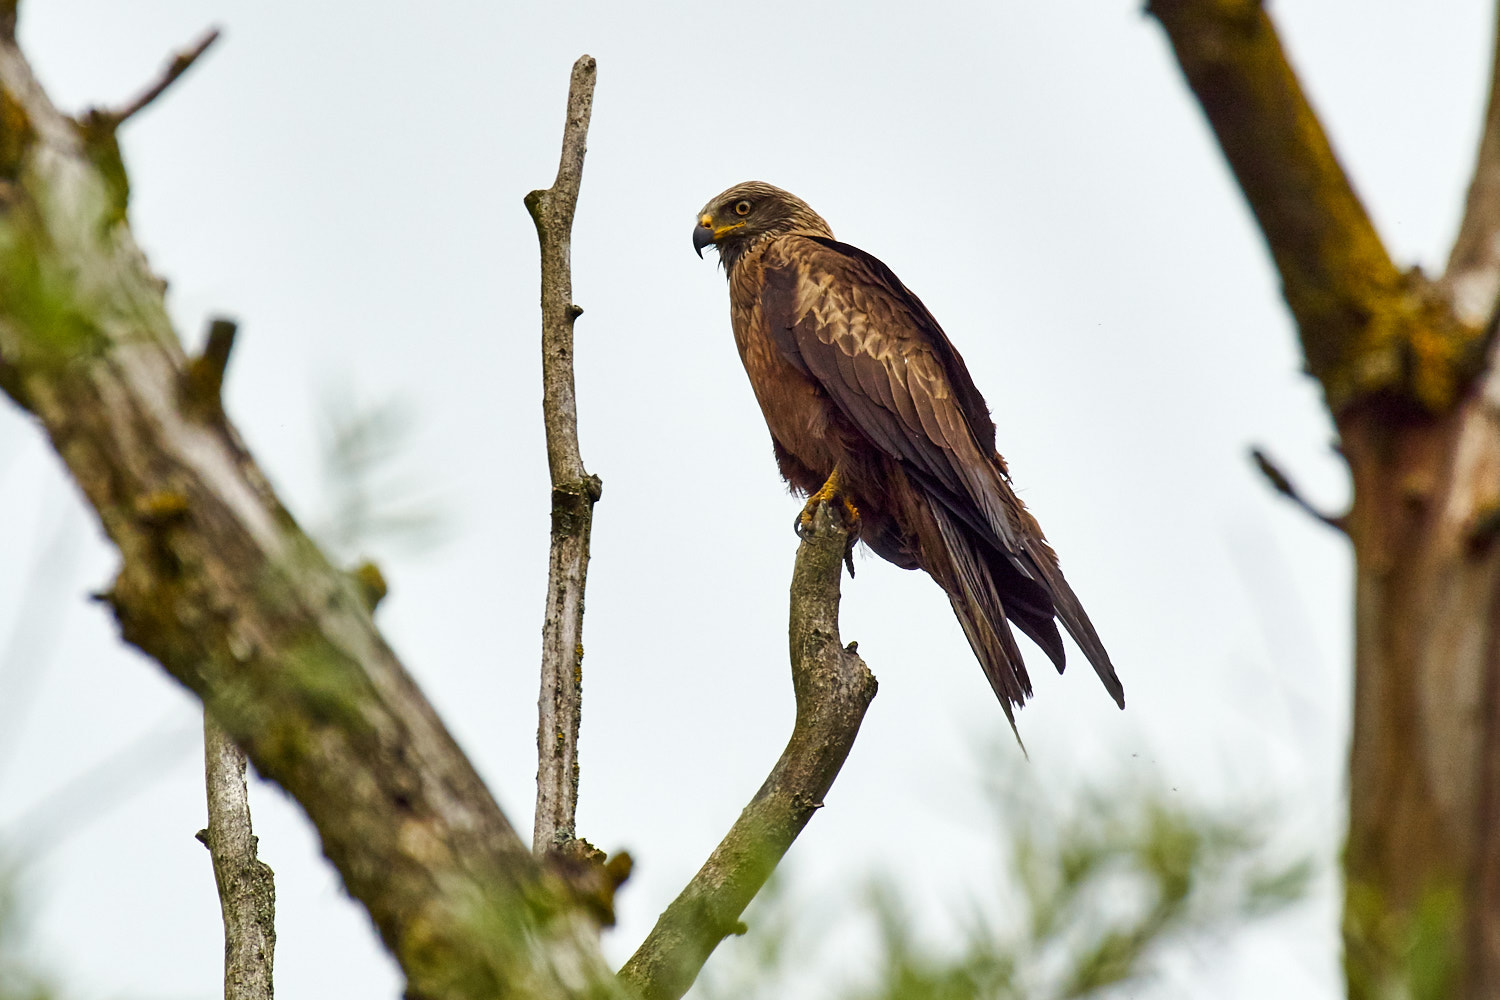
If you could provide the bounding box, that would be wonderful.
[694,181,1124,729]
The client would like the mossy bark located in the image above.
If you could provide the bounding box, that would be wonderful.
[618,503,877,1000]
[1151,1,1500,994]
[0,23,628,1000]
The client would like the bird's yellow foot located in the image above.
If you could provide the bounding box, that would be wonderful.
[795,471,860,535]
[795,470,861,575]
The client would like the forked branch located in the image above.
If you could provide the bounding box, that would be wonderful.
[525,54,601,858]
[0,22,625,1000]
[1445,3,1500,328]
[95,27,220,128]
[617,502,879,1000]
[1250,447,1347,532]
[1149,0,1475,414]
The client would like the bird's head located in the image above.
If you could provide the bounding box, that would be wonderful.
[693,181,833,271]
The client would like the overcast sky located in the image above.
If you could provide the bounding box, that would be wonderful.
[0,1,1490,997]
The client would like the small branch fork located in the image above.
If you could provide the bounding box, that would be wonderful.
[1250,447,1346,532]
[525,54,600,859]
[1153,2,1500,995]
[617,502,879,1000]
[96,27,219,128]
[1148,0,1476,416]
[198,713,276,1000]
[0,20,630,998]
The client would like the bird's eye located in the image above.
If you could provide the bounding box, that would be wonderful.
[734,200,752,216]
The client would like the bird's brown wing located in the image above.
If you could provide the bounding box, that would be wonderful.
[759,234,1124,712]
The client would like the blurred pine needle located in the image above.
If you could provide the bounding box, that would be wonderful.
[694,753,1315,1000]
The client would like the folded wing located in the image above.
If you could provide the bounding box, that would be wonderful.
[758,235,1124,714]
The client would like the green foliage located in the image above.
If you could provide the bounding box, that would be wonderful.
[312,387,446,562]
[0,860,59,1000]
[694,755,1315,1000]
[1344,879,1462,1000]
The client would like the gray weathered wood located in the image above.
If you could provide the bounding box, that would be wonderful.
[200,713,276,1000]
[618,502,877,1000]
[0,23,627,1000]
[524,54,601,858]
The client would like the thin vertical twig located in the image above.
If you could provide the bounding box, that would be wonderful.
[0,17,628,990]
[524,54,600,857]
[199,714,276,1000]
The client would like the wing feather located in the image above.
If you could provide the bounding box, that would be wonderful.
[758,233,1123,711]
[854,351,896,413]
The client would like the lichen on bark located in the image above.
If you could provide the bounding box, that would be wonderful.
[0,20,629,1000]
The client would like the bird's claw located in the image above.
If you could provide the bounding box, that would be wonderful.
[795,487,861,576]
[794,493,861,540]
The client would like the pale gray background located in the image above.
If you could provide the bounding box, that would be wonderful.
[0,1,1484,996]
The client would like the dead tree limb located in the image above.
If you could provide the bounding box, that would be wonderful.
[1152,1,1500,995]
[1149,0,1477,415]
[1446,2,1500,328]
[524,54,601,859]
[0,23,626,1000]
[199,713,276,1000]
[95,27,219,128]
[1249,446,1346,531]
[617,502,878,1000]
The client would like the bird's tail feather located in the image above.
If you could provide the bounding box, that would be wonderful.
[931,505,1032,743]
[1018,537,1125,709]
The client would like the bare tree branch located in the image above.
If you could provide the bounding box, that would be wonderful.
[1148,0,1476,415]
[0,25,626,1000]
[1445,4,1500,327]
[524,54,601,858]
[1249,446,1346,532]
[93,27,219,128]
[617,502,878,1000]
[199,713,276,1000]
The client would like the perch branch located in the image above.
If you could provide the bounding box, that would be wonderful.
[0,24,625,1000]
[199,712,276,1000]
[524,54,600,858]
[617,502,879,1000]
[97,27,219,127]
[1250,447,1346,532]
[1149,0,1476,415]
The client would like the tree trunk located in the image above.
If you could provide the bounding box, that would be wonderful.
[1149,0,1500,993]
[1342,395,1500,996]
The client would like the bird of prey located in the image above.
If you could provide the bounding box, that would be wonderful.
[693,181,1123,728]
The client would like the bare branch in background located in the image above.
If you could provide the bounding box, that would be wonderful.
[1152,1,1500,993]
[92,27,219,128]
[9,717,197,860]
[1249,447,1346,532]
[312,388,445,560]
[618,502,878,1000]
[1445,3,1500,327]
[0,22,626,1000]
[0,505,79,781]
[199,715,276,1000]
[1148,0,1476,415]
[524,54,602,858]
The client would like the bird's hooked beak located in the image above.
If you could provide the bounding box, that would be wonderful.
[693,212,743,259]
[693,217,715,259]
